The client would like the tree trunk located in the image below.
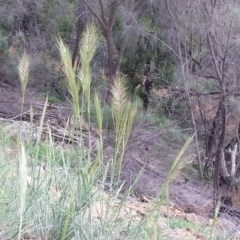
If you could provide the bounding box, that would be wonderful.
[206,103,222,157]
[214,91,228,199]
[104,30,118,103]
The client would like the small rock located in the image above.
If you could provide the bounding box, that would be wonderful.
[3,121,38,143]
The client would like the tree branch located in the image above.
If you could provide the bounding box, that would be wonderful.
[82,0,106,31]
[99,0,108,28]
[211,0,217,8]
[166,0,203,181]
[207,33,223,83]
[221,21,232,83]
[150,34,180,59]
[204,75,218,80]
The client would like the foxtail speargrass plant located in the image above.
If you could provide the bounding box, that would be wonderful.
[37,96,48,143]
[57,38,81,121]
[111,76,137,182]
[57,23,97,124]
[18,50,30,119]
[18,140,28,240]
[155,134,195,208]
[79,23,98,104]
[94,93,103,164]
[79,23,98,153]
[135,134,195,239]
[57,23,98,154]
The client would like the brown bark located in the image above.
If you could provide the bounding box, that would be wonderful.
[214,94,227,196]
[82,0,138,103]
[206,103,221,157]
[207,16,232,199]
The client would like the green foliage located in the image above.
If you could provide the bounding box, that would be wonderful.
[121,40,154,75]
[134,110,169,126]
[40,0,75,41]
[0,28,19,83]
[57,17,74,39]
[48,95,62,104]
[26,142,86,167]
[155,57,175,87]
[168,217,201,231]
[141,14,158,33]
[121,38,175,110]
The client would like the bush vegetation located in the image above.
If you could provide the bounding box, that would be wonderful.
[0,23,217,240]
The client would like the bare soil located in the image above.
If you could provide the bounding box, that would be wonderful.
[0,81,239,239]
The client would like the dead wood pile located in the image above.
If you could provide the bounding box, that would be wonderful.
[0,102,99,151]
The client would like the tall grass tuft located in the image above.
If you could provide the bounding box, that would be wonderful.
[17,51,30,238]
[18,50,30,118]
[37,96,48,143]
[135,134,195,239]
[155,134,195,208]
[79,23,98,152]
[94,93,103,164]
[79,23,98,104]
[57,38,81,120]
[209,200,221,240]
[111,76,137,181]
[57,23,98,154]
[18,141,28,240]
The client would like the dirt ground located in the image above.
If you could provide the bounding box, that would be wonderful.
[0,81,239,238]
